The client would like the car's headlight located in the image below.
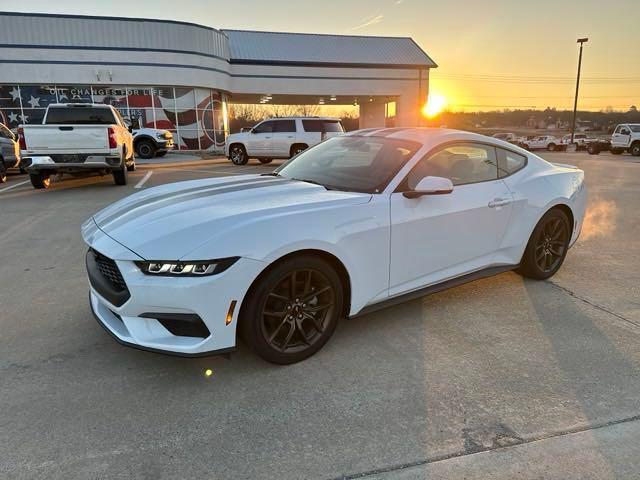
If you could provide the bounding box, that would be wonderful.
[135,257,239,277]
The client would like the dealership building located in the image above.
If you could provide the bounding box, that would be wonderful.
[0,12,436,151]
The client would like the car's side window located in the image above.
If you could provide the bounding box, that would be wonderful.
[497,148,527,178]
[403,143,498,190]
[273,120,296,133]
[253,121,274,134]
[614,126,623,134]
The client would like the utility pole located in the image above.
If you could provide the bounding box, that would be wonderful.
[571,38,588,143]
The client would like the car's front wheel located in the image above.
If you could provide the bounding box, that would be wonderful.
[229,144,249,165]
[240,255,343,364]
[136,140,156,159]
[547,143,556,151]
[517,208,571,280]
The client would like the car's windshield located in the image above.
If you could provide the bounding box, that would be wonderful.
[275,136,421,193]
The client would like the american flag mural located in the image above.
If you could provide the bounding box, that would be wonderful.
[0,85,228,151]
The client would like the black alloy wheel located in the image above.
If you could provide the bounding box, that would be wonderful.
[518,209,570,280]
[230,145,248,165]
[240,256,343,364]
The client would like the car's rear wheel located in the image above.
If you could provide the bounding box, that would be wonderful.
[230,144,248,165]
[240,255,343,364]
[136,140,156,159]
[517,209,571,280]
[113,164,128,185]
[29,172,51,189]
[290,144,308,158]
[587,143,600,155]
[547,143,556,151]
[259,158,273,164]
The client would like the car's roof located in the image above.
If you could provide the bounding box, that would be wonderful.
[265,116,340,121]
[345,127,517,146]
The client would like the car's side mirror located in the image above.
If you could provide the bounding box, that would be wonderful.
[403,176,454,199]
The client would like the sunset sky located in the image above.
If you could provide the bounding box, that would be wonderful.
[3,0,639,112]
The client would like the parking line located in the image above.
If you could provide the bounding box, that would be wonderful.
[0,180,30,193]
[134,171,153,189]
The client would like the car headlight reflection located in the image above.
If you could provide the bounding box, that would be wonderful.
[135,257,239,277]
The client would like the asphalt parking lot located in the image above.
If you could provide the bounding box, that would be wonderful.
[1,151,640,479]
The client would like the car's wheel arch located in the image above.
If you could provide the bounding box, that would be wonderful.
[240,248,353,329]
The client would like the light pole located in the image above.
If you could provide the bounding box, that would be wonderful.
[570,38,588,143]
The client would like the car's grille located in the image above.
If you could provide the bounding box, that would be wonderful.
[92,249,127,292]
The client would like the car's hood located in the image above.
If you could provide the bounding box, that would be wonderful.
[92,175,371,260]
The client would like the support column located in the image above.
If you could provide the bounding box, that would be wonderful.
[358,101,386,129]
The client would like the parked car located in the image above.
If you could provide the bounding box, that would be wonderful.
[560,133,596,150]
[83,128,587,364]
[127,117,174,159]
[492,132,518,143]
[609,124,640,156]
[18,104,135,189]
[0,122,20,183]
[225,117,344,165]
[520,135,564,152]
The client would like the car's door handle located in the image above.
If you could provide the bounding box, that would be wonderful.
[488,198,512,208]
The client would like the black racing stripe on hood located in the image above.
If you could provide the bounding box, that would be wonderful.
[97,179,297,231]
[97,176,275,227]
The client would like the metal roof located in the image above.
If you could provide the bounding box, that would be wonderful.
[223,30,437,69]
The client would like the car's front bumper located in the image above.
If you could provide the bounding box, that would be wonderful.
[83,220,266,356]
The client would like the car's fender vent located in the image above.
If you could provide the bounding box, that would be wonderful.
[92,249,127,291]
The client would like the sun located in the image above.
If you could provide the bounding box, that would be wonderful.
[422,93,447,118]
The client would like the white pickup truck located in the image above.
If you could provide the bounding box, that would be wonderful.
[610,124,640,156]
[18,104,135,189]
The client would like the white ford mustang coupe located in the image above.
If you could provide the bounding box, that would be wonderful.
[82,128,587,364]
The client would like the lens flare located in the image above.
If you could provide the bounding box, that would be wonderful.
[422,93,447,118]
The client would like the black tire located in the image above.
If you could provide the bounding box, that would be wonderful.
[229,144,248,165]
[587,144,600,155]
[517,208,571,280]
[240,255,343,365]
[547,143,556,152]
[0,163,6,183]
[258,158,273,164]
[135,139,156,159]
[631,143,640,157]
[113,164,128,185]
[290,144,308,158]
[156,151,168,157]
[29,172,50,189]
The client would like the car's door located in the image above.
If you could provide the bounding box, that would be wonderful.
[611,125,630,148]
[270,119,297,158]
[389,142,514,296]
[245,120,274,156]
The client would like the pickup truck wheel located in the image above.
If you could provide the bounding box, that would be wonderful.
[135,139,156,159]
[587,144,600,155]
[631,143,640,157]
[259,158,273,164]
[547,143,556,152]
[229,145,248,165]
[113,165,128,185]
[30,172,50,189]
